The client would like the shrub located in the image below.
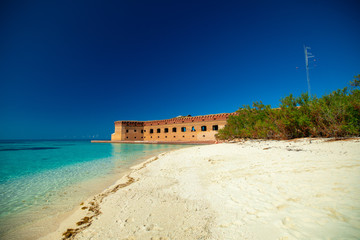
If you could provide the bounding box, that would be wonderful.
[216,77,360,140]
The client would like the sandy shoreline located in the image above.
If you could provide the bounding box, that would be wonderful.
[42,138,360,240]
[2,145,191,240]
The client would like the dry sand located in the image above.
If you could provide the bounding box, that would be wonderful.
[42,138,360,240]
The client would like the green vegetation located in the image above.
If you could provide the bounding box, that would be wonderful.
[216,75,360,140]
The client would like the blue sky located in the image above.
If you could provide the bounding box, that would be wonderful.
[0,0,359,139]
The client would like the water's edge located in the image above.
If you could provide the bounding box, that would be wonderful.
[41,146,196,240]
[0,142,196,240]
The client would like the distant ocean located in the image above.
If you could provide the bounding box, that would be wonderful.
[0,140,192,239]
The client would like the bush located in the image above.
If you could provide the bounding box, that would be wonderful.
[216,77,360,140]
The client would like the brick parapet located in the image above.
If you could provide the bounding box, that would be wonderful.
[115,121,144,127]
[143,113,236,126]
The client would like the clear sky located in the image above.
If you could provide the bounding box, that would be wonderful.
[0,0,359,140]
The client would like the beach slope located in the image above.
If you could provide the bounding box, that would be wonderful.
[44,139,360,240]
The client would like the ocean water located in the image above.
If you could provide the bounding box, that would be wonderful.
[0,140,193,239]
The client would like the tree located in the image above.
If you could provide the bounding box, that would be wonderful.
[350,74,360,88]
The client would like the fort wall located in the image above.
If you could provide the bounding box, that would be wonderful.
[111,113,235,142]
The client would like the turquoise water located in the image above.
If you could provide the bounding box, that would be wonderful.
[0,140,192,239]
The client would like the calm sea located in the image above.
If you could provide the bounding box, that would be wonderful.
[0,140,192,239]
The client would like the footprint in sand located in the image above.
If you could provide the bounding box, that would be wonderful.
[282,217,295,228]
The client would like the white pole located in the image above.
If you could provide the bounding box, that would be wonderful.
[304,45,311,97]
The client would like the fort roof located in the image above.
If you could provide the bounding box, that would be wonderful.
[115,112,236,126]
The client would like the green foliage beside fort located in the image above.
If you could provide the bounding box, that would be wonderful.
[217,75,360,140]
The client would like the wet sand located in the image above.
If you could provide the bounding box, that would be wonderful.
[42,138,360,240]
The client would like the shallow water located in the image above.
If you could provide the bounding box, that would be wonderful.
[0,140,193,239]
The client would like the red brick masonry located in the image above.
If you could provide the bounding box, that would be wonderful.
[110,113,236,142]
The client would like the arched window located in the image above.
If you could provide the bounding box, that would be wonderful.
[172,127,177,132]
[181,127,186,132]
[157,128,161,133]
[212,125,218,131]
[150,129,154,134]
[201,126,207,131]
[164,128,169,133]
[191,126,196,132]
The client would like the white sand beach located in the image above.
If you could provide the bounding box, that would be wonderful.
[42,138,360,240]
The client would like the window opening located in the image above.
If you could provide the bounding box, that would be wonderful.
[212,125,218,131]
[150,129,154,134]
[201,126,207,131]
[181,127,186,132]
[172,127,177,132]
[164,128,169,133]
[191,126,196,132]
[157,128,160,133]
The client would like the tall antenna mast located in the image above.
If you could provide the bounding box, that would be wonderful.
[304,45,314,96]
